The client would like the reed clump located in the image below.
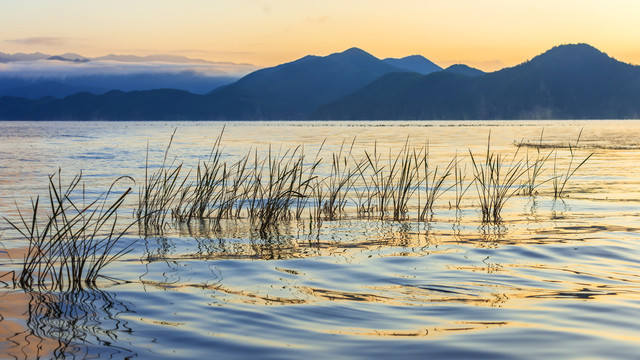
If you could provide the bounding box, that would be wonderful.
[137,130,188,234]
[172,131,228,223]
[469,134,527,223]
[320,140,361,221]
[0,132,596,291]
[390,140,420,221]
[3,171,136,291]
[418,145,454,221]
[252,146,315,237]
[134,131,593,235]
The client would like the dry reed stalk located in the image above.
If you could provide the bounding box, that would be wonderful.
[418,144,454,221]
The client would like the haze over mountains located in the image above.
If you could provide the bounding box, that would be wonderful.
[1,44,639,120]
[0,51,258,98]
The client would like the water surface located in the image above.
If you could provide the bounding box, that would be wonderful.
[1,120,639,359]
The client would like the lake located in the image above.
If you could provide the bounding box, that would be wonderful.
[1,120,640,359]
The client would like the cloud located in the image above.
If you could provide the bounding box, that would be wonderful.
[5,37,69,46]
[0,59,259,78]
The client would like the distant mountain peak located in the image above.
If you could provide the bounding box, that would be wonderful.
[340,47,370,56]
[550,43,601,52]
[528,43,613,65]
[328,47,379,62]
[383,55,442,75]
[47,55,90,63]
[443,64,485,77]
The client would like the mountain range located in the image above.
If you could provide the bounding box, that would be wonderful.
[0,51,239,65]
[1,43,639,120]
[312,44,640,120]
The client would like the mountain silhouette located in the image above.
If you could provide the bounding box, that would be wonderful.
[312,44,640,120]
[201,47,403,119]
[2,44,640,120]
[0,81,106,99]
[443,64,485,77]
[0,89,205,120]
[47,55,90,63]
[2,46,409,119]
[383,55,442,74]
[0,74,239,99]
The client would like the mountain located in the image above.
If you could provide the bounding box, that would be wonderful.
[0,89,207,120]
[47,55,90,63]
[311,44,640,120]
[201,47,404,119]
[0,51,246,66]
[0,81,106,99]
[0,49,256,97]
[0,74,238,98]
[383,55,442,74]
[443,64,485,77]
[0,47,402,120]
[59,74,239,95]
[0,52,48,62]
[94,54,219,64]
[2,44,640,120]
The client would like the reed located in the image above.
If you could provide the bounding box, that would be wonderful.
[137,130,189,234]
[452,152,471,210]
[552,130,593,199]
[519,130,554,196]
[309,176,326,227]
[172,131,227,223]
[390,140,420,221]
[131,130,593,233]
[361,142,397,220]
[228,151,255,219]
[322,139,361,220]
[418,145,454,221]
[254,146,312,237]
[3,171,135,291]
[469,134,527,223]
[294,146,321,221]
[352,152,376,218]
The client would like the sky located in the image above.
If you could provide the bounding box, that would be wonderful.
[1,0,639,71]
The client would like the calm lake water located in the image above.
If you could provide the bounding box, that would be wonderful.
[1,120,640,359]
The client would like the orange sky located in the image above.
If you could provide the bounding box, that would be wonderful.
[2,0,639,71]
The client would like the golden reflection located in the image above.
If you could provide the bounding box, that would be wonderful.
[137,279,308,305]
[134,214,633,266]
[298,286,392,303]
[373,284,510,307]
[325,321,509,338]
[140,220,452,262]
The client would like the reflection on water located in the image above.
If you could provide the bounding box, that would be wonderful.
[1,121,640,358]
[0,288,135,359]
